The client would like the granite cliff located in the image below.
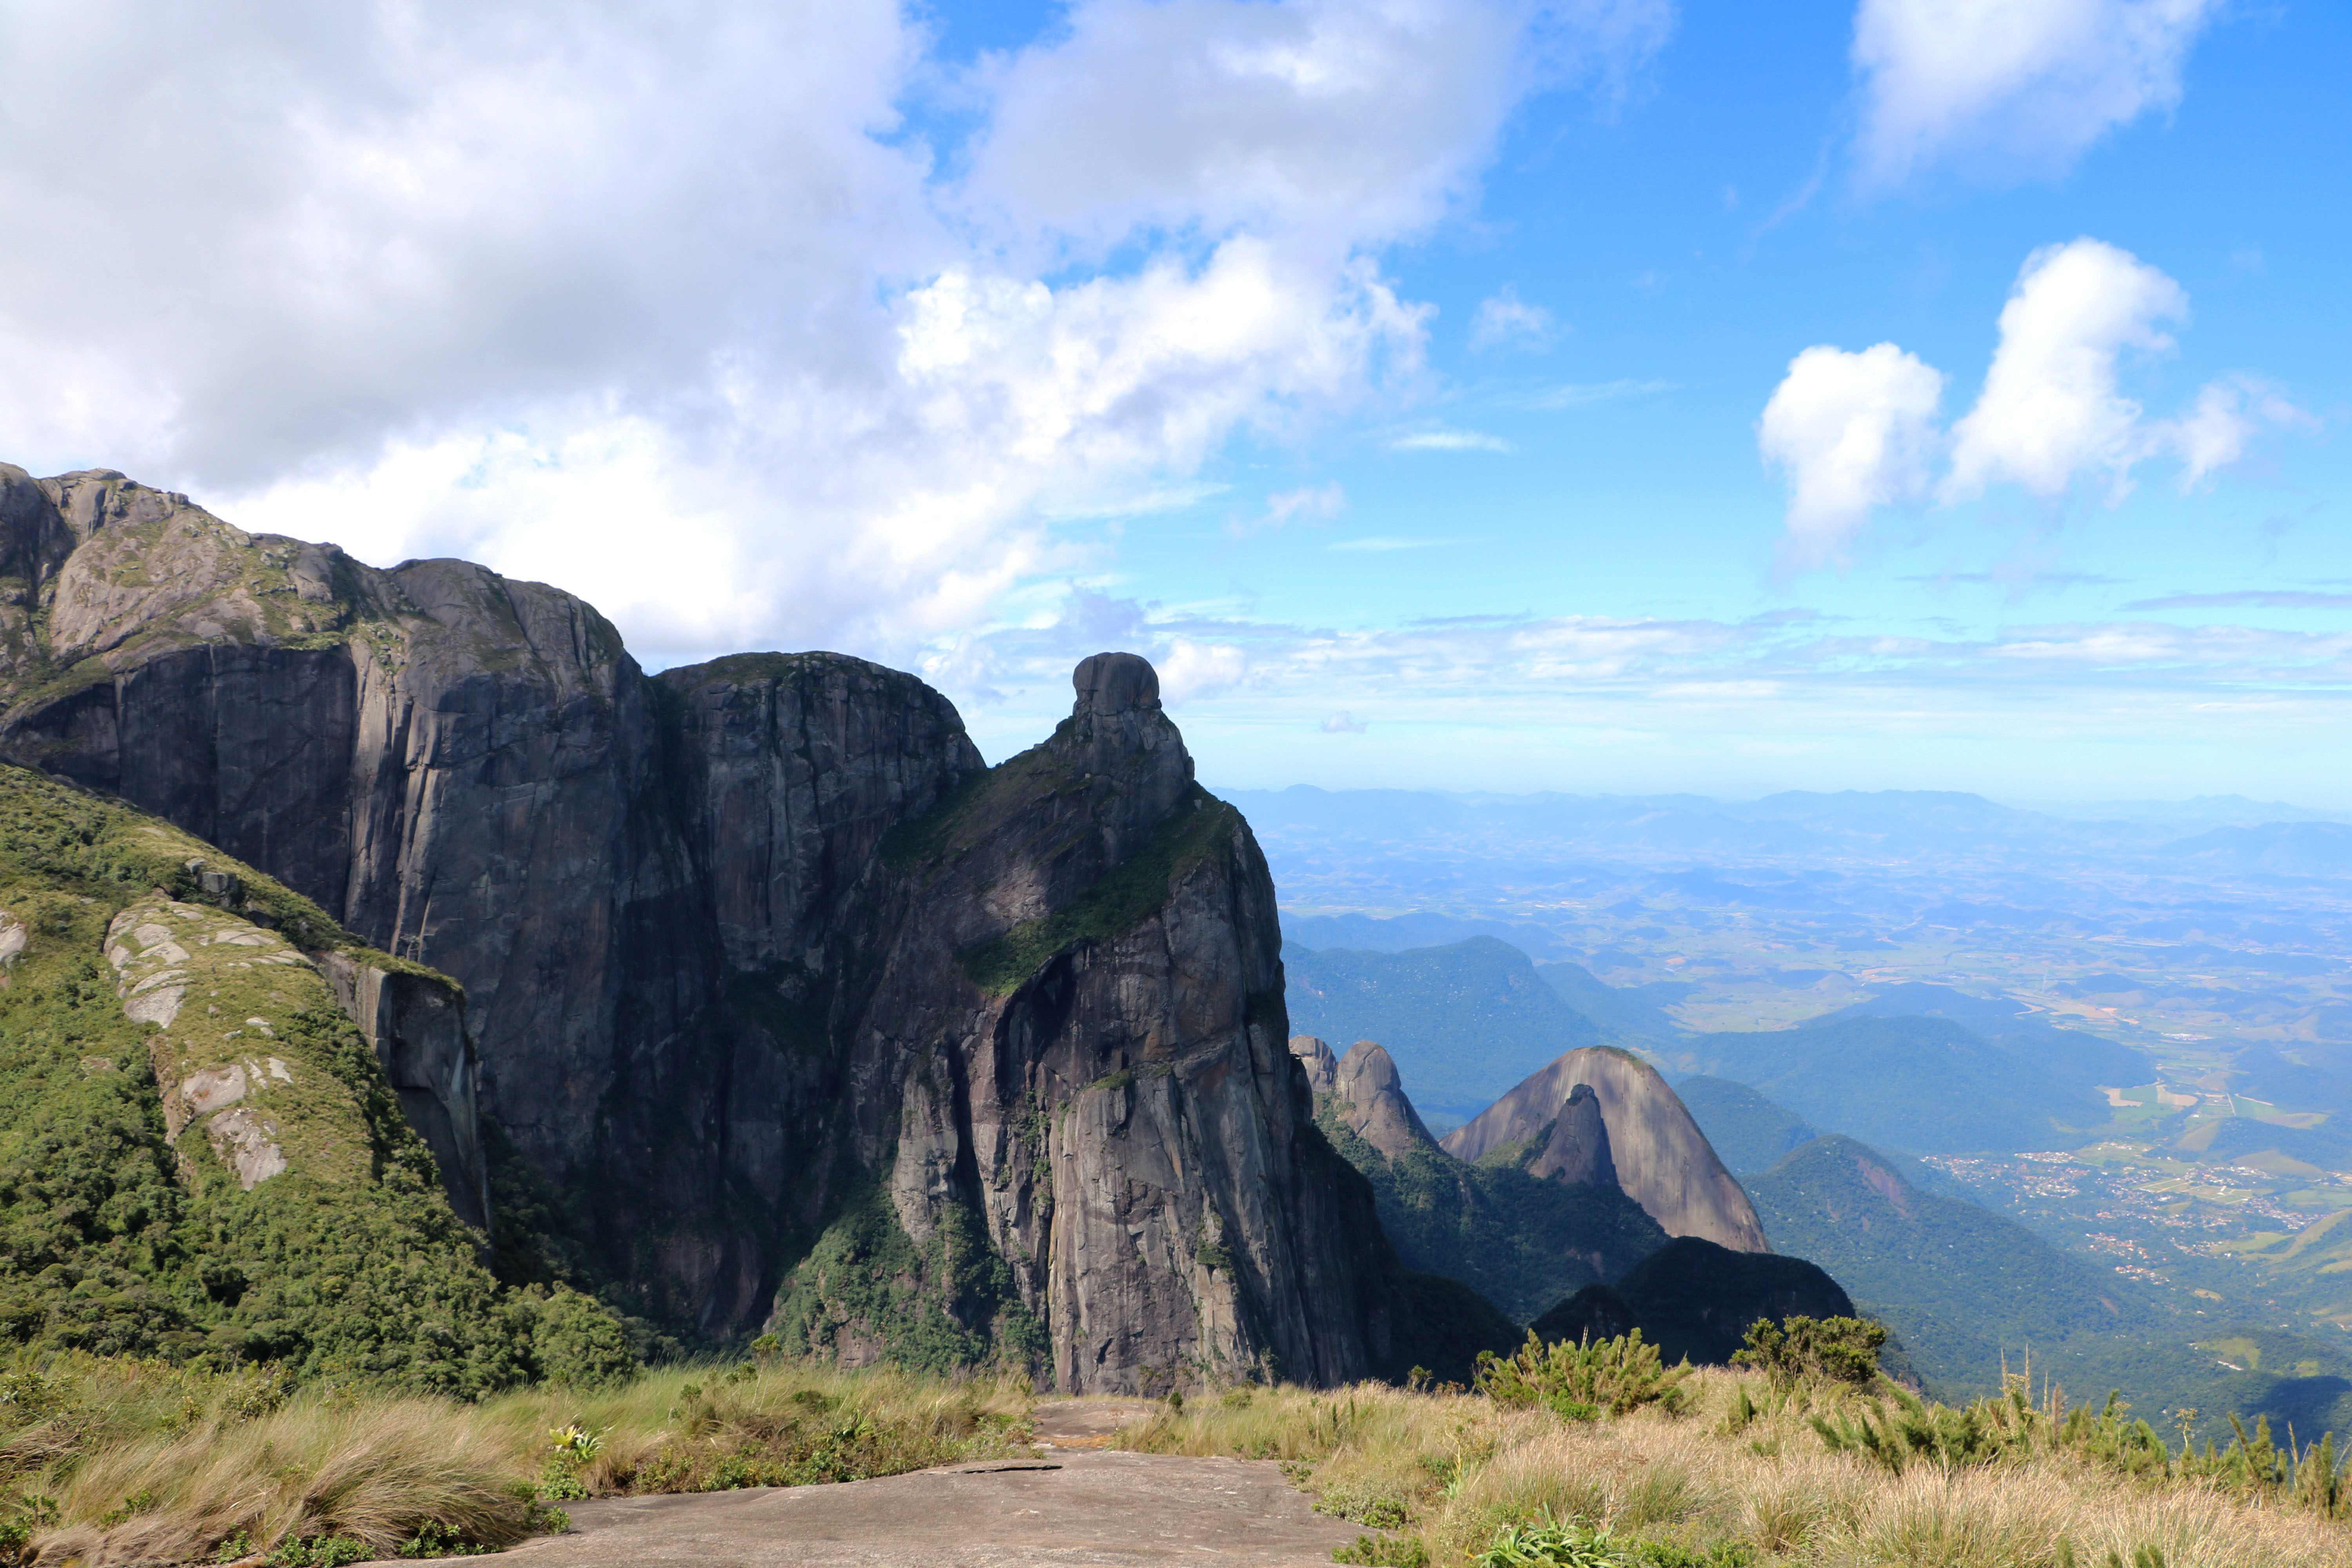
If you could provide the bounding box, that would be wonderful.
[0,463,1432,1390]
[1442,1045,1771,1254]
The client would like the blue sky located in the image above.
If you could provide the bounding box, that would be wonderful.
[4,2,2346,803]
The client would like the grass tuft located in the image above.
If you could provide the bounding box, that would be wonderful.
[2,1354,1033,1564]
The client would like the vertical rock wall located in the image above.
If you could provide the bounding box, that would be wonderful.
[0,465,1395,1387]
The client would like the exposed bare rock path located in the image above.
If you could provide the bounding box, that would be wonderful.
[497,1426,1357,1566]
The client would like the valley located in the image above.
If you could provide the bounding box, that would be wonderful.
[1254,786,2352,1437]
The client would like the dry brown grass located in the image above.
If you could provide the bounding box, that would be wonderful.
[1122,1369,2352,1567]
[34,1396,529,1566]
[3,1354,1033,1566]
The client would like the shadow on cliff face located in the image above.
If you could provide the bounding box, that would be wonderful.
[0,465,1504,1390]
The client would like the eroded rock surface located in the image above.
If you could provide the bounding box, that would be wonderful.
[503,1449,1363,1568]
[1442,1046,1769,1254]
[107,893,363,1193]
[1289,1035,1338,1098]
[1325,1041,1437,1164]
[1529,1082,1620,1191]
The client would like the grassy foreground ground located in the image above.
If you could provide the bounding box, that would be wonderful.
[0,1353,1033,1565]
[10,1330,2352,1567]
[1120,1359,2352,1568]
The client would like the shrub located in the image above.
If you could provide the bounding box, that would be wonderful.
[1334,1531,1430,1565]
[1730,1316,1887,1390]
[1475,1331,1691,1420]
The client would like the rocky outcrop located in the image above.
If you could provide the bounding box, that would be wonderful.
[1530,1082,1619,1190]
[1307,1035,1668,1323]
[0,465,978,1334]
[1326,1041,1438,1164]
[1290,1035,1338,1098]
[0,759,633,1394]
[0,465,1410,1388]
[1442,1046,1770,1254]
[322,954,490,1227]
[781,653,1401,1390]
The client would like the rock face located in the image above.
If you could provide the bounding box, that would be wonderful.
[322,953,491,1228]
[780,652,1400,1390]
[1442,1046,1770,1254]
[1530,1083,1619,1190]
[0,465,1406,1388]
[1308,1036,1668,1324]
[0,759,633,1393]
[1290,1035,1339,1098]
[1326,1041,1437,1163]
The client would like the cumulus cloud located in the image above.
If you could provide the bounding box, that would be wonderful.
[1943,238,2185,501]
[1759,343,1946,569]
[1762,239,2308,567]
[1469,286,1559,351]
[0,0,1658,667]
[1159,638,1249,702]
[1851,0,2226,186]
[1321,710,1369,733]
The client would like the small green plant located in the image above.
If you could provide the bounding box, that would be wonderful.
[214,1528,255,1562]
[396,1521,495,1557]
[0,1492,58,1564]
[538,1421,606,1500]
[268,1535,371,1568]
[1475,1330,1691,1419]
[98,1489,158,1528]
[1473,1511,1622,1568]
[1334,1532,1430,1566]
[1629,1541,1757,1568]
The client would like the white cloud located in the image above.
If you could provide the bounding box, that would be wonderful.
[1944,238,2185,502]
[1328,536,1458,552]
[2157,377,2317,490]
[1321,710,1369,733]
[1504,379,1675,411]
[1229,481,1346,540]
[1852,0,2226,186]
[1469,286,1559,351]
[960,0,1673,260]
[1392,429,1513,452]
[1758,343,1946,568]
[1762,239,2307,566]
[1159,638,1249,702]
[0,0,1659,667]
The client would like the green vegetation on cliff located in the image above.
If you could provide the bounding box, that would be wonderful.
[959,785,1242,996]
[769,1182,1048,1379]
[0,763,632,1395]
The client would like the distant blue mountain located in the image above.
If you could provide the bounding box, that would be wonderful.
[2164,822,2352,878]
